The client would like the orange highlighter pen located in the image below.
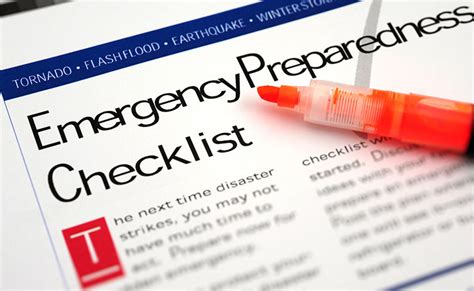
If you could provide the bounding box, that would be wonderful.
[258,80,473,155]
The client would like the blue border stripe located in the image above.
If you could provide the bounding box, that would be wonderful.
[385,258,474,290]
[0,0,358,101]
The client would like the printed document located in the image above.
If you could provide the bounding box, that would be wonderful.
[1,0,473,289]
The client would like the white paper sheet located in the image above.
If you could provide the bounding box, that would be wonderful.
[1,1,473,289]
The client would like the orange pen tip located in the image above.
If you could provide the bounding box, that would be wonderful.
[257,86,279,103]
[258,85,300,108]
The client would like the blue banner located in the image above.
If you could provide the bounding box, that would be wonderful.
[1,0,359,101]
